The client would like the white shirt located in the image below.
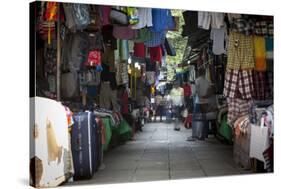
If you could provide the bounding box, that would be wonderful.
[170,87,184,106]
[131,8,153,29]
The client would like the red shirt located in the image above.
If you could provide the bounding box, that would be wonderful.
[183,84,192,97]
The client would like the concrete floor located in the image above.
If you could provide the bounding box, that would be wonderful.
[66,120,253,186]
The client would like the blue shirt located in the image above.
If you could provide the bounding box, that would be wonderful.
[151,9,175,32]
[144,30,166,47]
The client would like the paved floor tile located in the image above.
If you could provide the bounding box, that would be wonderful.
[65,122,256,186]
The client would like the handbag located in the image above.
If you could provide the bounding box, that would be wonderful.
[164,38,176,56]
[109,9,129,26]
[85,50,101,67]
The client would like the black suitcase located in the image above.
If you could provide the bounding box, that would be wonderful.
[71,111,98,180]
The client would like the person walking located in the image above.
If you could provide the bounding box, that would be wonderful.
[170,80,185,131]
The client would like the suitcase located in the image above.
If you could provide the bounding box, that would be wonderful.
[192,113,208,140]
[71,111,98,180]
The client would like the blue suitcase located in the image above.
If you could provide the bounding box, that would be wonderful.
[71,111,98,180]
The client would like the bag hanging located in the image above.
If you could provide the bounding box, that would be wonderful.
[164,38,176,56]
[109,8,129,26]
[72,4,91,30]
[125,7,139,25]
[85,50,101,67]
[44,2,58,44]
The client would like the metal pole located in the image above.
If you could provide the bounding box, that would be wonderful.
[56,3,61,101]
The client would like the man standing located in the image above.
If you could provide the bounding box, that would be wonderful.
[195,69,211,112]
[170,80,185,131]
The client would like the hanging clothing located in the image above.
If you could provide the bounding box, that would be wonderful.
[113,26,138,40]
[101,46,115,72]
[133,42,146,58]
[101,5,111,26]
[133,27,153,43]
[223,69,254,100]
[227,98,252,125]
[230,17,255,36]
[265,37,273,72]
[102,25,117,50]
[131,8,153,29]
[227,31,255,70]
[99,82,119,111]
[149,46,162,63]
[151,9,174,32]
[118,39,129,61]
[254,36,266,71]
[144,30,166,47]
[253,71,267,100]
[210,27,227,55]
[198,12,225,30]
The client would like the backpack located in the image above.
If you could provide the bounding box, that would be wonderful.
[63,3,90,31]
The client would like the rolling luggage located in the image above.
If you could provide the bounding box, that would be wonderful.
[71,111,98,180]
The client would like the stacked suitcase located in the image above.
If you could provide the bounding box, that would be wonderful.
[71,111,102,180]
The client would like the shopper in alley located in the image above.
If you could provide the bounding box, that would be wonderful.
[170,80,185,131]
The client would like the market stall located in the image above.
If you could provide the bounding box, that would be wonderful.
[30,1,274,187]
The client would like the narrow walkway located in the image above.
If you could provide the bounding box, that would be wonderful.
[67,122,252,186]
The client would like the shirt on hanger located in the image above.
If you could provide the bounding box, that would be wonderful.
[151,9,174,32]
[144,30,166,47]
[210,27,227,55]
[131,8,153,29]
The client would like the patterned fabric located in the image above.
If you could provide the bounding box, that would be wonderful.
[263,143,273,172]
[253,71,267,100]
[234,115,250,137]
[254,20,274,36]
[267,22,274,36]
[254,21,268,36]
[144,30,166,47]
[223,69,255,100]
[227,31,255,70]
[266,71,273,99]
[227,98,252,125]
[231,18,255,36]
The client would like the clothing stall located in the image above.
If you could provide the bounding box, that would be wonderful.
[181,11,274,171]
[31,1,179,186]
